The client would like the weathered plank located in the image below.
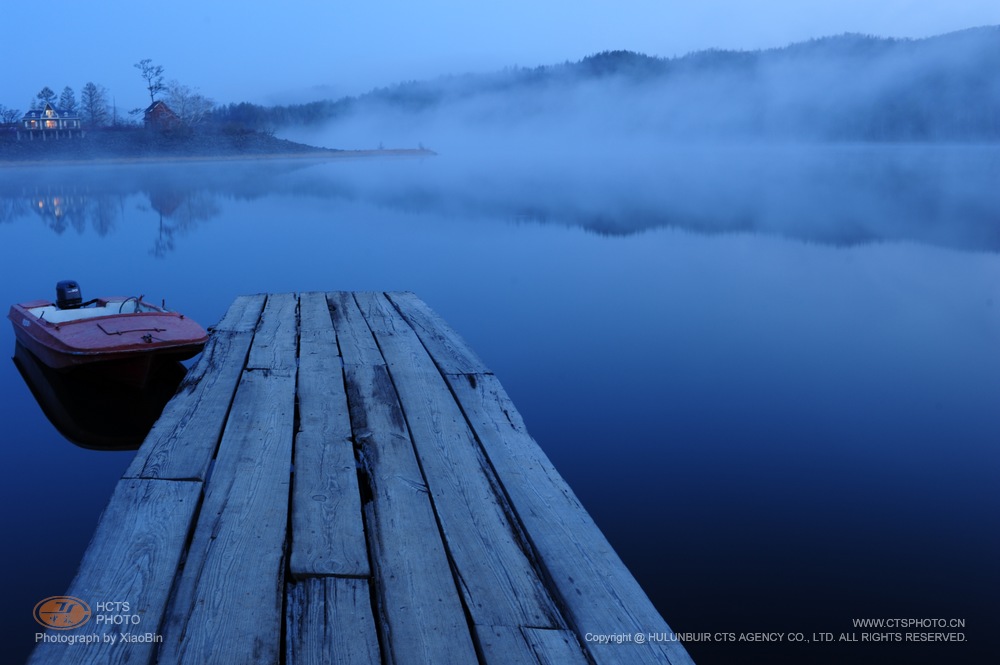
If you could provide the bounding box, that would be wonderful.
[478,626,590,665]
[522,627,592,665]
[286,578,381,665]
[347,362,478,665]
[290,292,368,577]
[477,625,542,665]
[28,479,202,665]
[445,373,694,665]
[354,291,562,630]
[386,291,491,375]
[327,291,381,365]
[247,292,299,372]
[335,293,477,665]
[213,293,266,333]
[124,296,263,480]
[157,368,296,665]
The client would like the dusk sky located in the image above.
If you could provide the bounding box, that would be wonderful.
[4,1,999,112]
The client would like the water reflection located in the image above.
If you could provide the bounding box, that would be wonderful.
[0,160,319,255]
[1,145,997,253]
[12,342,186,450]
[1,147,997,665]
[143,189,221,257]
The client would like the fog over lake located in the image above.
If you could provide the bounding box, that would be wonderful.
[2,138,997,663]
[5,0,1000,659]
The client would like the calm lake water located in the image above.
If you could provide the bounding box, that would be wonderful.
[2,145,998,664]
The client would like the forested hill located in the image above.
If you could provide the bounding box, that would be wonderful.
[213,27,1000,141]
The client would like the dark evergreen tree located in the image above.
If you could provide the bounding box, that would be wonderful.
[80,82,110,127]
[36,86,57,106]
[59,86,78,113]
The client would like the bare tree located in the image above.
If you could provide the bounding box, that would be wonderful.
[166,81,215,126]
[0,104,22,124]
[80,82,110,127]
[135,59,166,103]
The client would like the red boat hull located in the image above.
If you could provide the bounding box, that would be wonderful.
[8,298,208,384]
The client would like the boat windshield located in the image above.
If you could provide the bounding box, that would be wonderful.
[29,300,164,324]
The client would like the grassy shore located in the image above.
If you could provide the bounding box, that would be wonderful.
[0,127,434,167]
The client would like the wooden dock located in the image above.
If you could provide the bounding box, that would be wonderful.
[29,292,694,665]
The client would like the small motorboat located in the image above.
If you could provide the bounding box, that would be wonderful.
[8,280,208,385]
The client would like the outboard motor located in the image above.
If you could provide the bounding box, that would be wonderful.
[56,280,82,309]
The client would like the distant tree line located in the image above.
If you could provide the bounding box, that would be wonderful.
[207,27,1000,142]
[8,83,121,128]
[1,59,215,132]
[0,83,114,129]
[6,30,999,141]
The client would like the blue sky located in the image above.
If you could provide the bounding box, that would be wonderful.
[3,1,999,111]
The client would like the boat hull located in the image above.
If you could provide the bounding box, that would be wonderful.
[8,298,208,384]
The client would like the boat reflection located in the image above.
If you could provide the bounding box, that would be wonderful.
[12,342,186,450]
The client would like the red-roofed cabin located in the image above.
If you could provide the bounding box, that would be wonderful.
[144,101,180,130]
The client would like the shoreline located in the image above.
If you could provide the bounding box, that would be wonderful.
[0,147,436,169]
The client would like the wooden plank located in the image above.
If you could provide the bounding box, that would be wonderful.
[291,292,368,577]
[246,292,298,371]
[478,626,590,665]
[522,627,591,665]
[327,291,381,365]
[28,479,202,665]
[157,369,296,665]
[354,292,561,630]
[477,625,540,665]
[212,293,266,333]
[125,294,263,480]
[334,293,477,665]
[286,578,381,665]
[298,292,337,350]
[445,373,695,665]
[386,291,490,375]
[124,328,255,481]
[345,362,478,665]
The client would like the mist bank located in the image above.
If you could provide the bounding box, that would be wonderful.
[3,145,998,253]
[219,27,1000,145]
[288,144,1000,252]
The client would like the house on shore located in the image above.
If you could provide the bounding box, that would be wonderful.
[144,100,180,131]
[17,103,84,140]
